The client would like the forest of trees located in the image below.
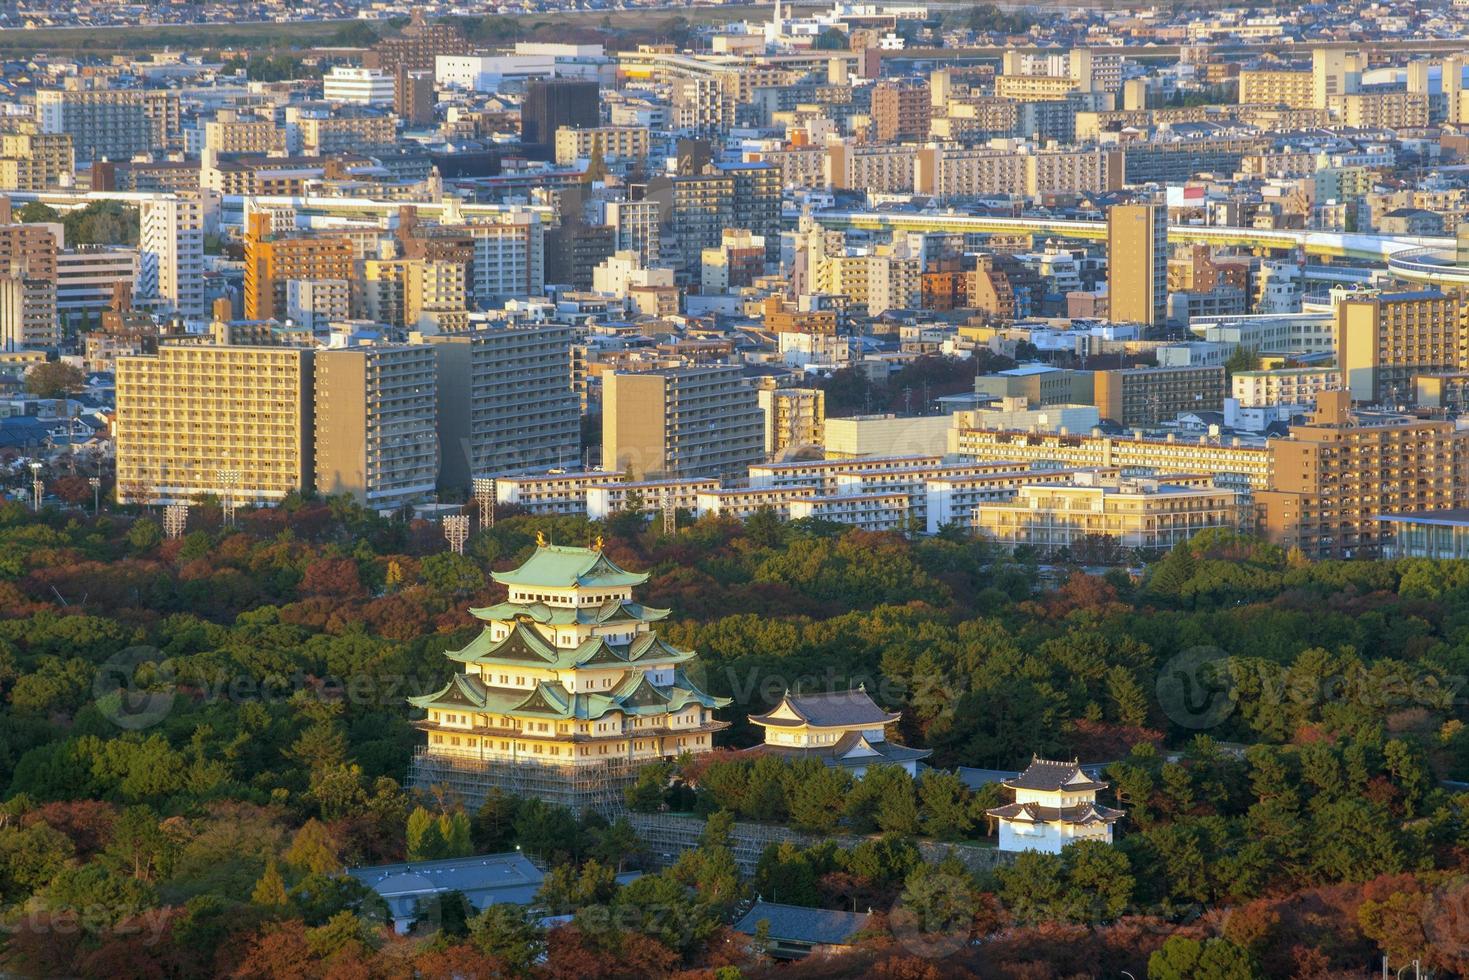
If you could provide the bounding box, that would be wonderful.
[0,494,1467,976]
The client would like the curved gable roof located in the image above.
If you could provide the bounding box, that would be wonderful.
[491,544,649,589]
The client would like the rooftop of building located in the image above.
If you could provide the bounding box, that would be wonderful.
[489,542,649,589]
[749,686,899,729]
[732,901,873,947]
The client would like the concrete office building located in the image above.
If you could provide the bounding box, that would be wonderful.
[323,67,396,106]
[603,365,764,480]
[314,345,439,508]
[1107,203,1167,330]
[56,245,137,325]
[423,326,580,488]
[115,344,314,505]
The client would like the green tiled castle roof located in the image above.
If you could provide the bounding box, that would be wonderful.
[490,544,649,589]
[468,598,671,626]
[444,622,697,671]
[407,667,730,721]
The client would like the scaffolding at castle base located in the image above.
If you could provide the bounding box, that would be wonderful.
[408,747,642,816]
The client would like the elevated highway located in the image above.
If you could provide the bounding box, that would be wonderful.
[812,210,1456,266]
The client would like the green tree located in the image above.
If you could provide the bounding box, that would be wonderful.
[407,806,446,861]
[1148,935,1261,980]
[25,362,86,399]
[251,856,289,907]
[284,819,342,876]
[468,902,545,972]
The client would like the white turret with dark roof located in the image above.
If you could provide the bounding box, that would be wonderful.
[744,685,931,776]
[985,757,1124,853]
[409,541,730,767]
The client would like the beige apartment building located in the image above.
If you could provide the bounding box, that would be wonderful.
[296,115,396,156]
[553,126,651,166]
[972,476,1240,554]
[314,345,438,508]
[1258,391,1469,558]
[604,365,764,480]
[1336,288,1464,404]
[953,427,1272,495]
[0,132,73,191]
[1238,69,1314,109]
[757,386,825,457]
[37,88,179,160]
[825,142,917,193]
[994,74,1078,101]
[1331,91,1429,129]
[115,344,313,505]
[1107,203,1168,330]
[1232,368,1342,408]
[204,112,287,157]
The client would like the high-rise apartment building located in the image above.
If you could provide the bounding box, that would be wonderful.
[363,8,468,73]
[466,211,545,304]
[757,387,825,457]
[1335,288,1464,405]
[664,162,781,270]
[0,221,60,281]
[0,131,73,190]
[521,80,599,160]
[115,344,314,505]
[1107,202,1167,330]
[138,193,207,318]
[1312,48,1364,110]
[872,79,931,142]
[37,88,178,161]
[244,213,355,321]
[395,69,436,128]
[0,275,58,350]
[204,112,286,158]
[605,199,662,265]
[314,345,438,508]
[424,326,580,488]
[603,365,765,480]
[1258,391,1469,559]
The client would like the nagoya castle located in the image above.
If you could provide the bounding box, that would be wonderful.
[408,536,730,809]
